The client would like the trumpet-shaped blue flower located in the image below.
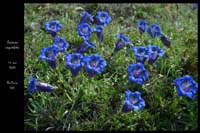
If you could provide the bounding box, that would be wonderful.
[96,11,111,26]
[53,37,69,52]
[83,54,107,77]
[76,40,96,53]
[95,25,104,42]
[77,23,93,40]
[28,77,55,94]
[174,75,198,100]
[79,11,94,24]
[137,20,147,34]
[193,3,198,10]
[160,33,171,47]
[45,20,62,37]
[132,46,148,63]
[114,33,131,51]
[147,23,161,38]
[128,63,148,85]
[146,45,165,64]
[121,90,145,113]
[65,53,83,77]
[39,45,58,68]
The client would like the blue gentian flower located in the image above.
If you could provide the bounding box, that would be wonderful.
[132,46,149,63]
[146,45,165,64]
[95,25,104,42]
[128,63,148,85]
[79,11,94,24]
[114,33,131,51]
[53,37,69,52]
[77,23,93,40]
[160,33,171,47]
[137,20,147,34]
[65,53,83,77]
[28,77,37,93]
[121,90,145,113]
[28,77,55,94]
[96,11,111,26]
[193,3,198,10]
[83,54,107,77]
[147,23,161,38]
[45,20,62,37]
[39,45,58,68]
[174,75,198,100]
[76,40,96,53]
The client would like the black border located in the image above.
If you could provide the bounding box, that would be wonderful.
[1,2,24,131]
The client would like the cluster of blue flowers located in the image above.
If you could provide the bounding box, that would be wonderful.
[77,11,111,53]
[113,32,165,112]
[95,11,111,42]
[121,19,198,113]
[68,11,109,76]
[120,20,165,113]
[132,45,165,64]
[65,53,107,77]
[29,53,107,93]
[123,67,198,113]
[28,11,198,114]
[29,12,110,93]
[123,45,164,112]
[40,20,69,68]
[138,20,171,47]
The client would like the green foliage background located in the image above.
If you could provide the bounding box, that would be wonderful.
[24,3,198,131]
